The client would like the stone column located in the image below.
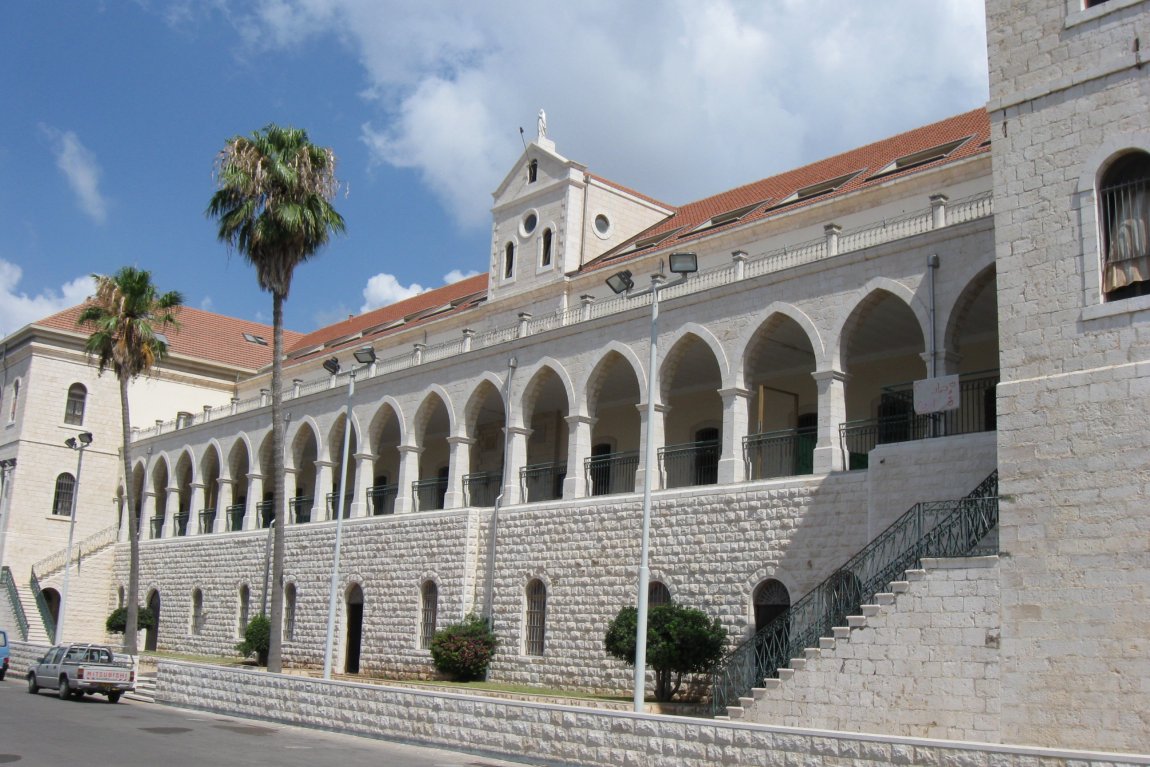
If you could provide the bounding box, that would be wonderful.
[930,193,948,229]
[445,436,473,509]
[394,445,421,514]
[161,485,178,539]
[563,415,595,498]
[812,369,849,473]
[351,452,374,518]
[634,403,669,491]
[214,478,232,533]
[825,223,842,257]
[718,387,751,484]
[188,482,205,536]
[502,426,531,506]
[313,460,334,522]
[245,473,263,531]
[283,467,298,524]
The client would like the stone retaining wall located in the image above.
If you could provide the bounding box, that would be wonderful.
[156,660,1150,767]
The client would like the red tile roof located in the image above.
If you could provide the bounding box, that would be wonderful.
[585,108,991,272]
[283,273,489,362]
[35,304,300,372]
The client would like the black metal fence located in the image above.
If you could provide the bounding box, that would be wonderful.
[413,477,448,511]
[520,461,566,502]
[367,484,398,515]
[326,491,353,519]
[464,470,502,507]
[585,450,639,496]
[709,471,999,715]
[198,509,216,534]
[659,440,720,488]
[743,429,816,480]
[257,500,274,528]
[290,496,314,524]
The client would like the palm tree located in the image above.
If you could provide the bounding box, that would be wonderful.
[207,124,345,672]
[77,267,183,655]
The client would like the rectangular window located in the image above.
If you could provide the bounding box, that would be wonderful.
[525,580,546,656]
[419,583,438,650]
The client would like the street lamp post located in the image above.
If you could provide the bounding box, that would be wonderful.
[606,253,696,712]
[323,346,376,679]
[57,431,93,643]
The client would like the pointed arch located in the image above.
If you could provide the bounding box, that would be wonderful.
[367,397,406,448]
[517,357,576,424]
[411,385,457,444]
[737,302,825,386]
[582,341,647,414]
[829,277,926,371]
[659,323,730,398]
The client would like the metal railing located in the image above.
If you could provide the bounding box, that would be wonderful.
[31,523,119,580]
[520,461,565,503]
[743,429,816,480]
[290,496,314,524]
[257,500,274,528]
[659,440,719,489]
[1,566,29,641]
[150,515,164,539]
[29,569,56,642]
[199,509,216,534]
[710,471,999,715]
[130,191,994,444]
[585,450,639,496]
[464,470,502,508]
[227,503,246,531]
[175,511,190,537]
[367,484,398,515]
[413,477,448,511]
[326,491,353,519]
[840,371,999,469]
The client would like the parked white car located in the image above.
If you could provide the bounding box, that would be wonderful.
[27,644,136,703]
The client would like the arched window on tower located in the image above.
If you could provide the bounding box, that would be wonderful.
[65,383,87,425]
[504,242,515,280]
[528,159,538,183]
[8,379,19,423]
[541,228,553,267]
[52,473,76,516]
[1100,150,1150,301]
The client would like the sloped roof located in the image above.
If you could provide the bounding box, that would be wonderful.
[284,273,489,362]
[585,108,991,272]
[34,304,300,372]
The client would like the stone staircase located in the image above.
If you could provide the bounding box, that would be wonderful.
[15,586,52,644]
[127,670,157,703]
[722,556,1001,743]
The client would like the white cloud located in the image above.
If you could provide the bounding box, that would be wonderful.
[40,126,109,225]
[360,273,428,312]
[236,0,990,227]
[0,259,93,338]
[443,269,479,284]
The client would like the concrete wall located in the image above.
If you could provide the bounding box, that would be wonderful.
[155,659,1150,767]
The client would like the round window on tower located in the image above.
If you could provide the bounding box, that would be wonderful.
[594,213,612,239]
[521,211,538,237]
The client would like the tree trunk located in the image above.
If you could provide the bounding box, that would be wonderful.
[120,374,140,655]
[266,291,286,673]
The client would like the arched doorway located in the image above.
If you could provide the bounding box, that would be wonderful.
[146,590,161,651]
[41,588,61,641]
[344,584,364,674]
[753,579,791,679]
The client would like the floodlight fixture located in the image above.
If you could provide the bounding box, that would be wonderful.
[78,432,93,446]
[668,252,698,275]
[322,357,341,376]
[65,437,77,449]
[353,346,377,365]
[606,269,634,295]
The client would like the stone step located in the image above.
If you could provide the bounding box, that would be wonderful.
[833,626,851,640]
[861,604,882,618]
[738,696,756,708]
[819,637,836,651]
[789,658,807,671]
[890,581,910,593]
[778,668,795,682]
[904,569,927,582]
[760,679,780,690]
[725,706,745,719]
[847,615,867,628]
[804,647,822,661]
[750,687,767,700]
[875,592,896,606]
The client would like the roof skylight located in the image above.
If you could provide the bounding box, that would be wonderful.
[869,137,972,179]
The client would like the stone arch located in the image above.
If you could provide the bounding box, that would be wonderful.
[941,262,999,371]
[659,330,724,475]
[829,277,927,372]
[736,302,825,386]
[582,341,647,414]
[462,372,507,434]
[517,358,576,425]
[660,322,730,396]
[287,416,322,470]
[367,397,406,449]
[410,385,457,445]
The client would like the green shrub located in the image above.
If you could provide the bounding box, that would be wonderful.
[429,614,497,681]
[604,602,727,702]
[105,606,155,634]
[235,614,271,666]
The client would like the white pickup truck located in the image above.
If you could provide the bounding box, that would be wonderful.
[27,643,136,703]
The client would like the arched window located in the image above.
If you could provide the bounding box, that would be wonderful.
[648,580,672,607]
[191,589,204,635]
[52,473,76,516]
[8,379,19,422]
[541,228,553,267]
[64,383,87,425]
[528,159,538,183]
[419,581,438,650]
[525,579,547,656]
[237,584,250,638]
[284,583,297,641]
[504,242,515,280]
[1100,150,1150,300]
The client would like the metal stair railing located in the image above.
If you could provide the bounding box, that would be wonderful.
[31,523,120,580]
[1,565,30,641]
[29,567,57,643]
[709,471,998,715]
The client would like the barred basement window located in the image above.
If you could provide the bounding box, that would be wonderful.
[525,579,547,656]
[419,581,438,650]
[64,383,87,425]
[1100,151,1150,301]
[52,473,76,516]
[237,584,250,638]
[648,580,671,607]
[284,583,297,641]
[191,589,204,635]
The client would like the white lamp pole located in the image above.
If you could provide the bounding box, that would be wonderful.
[606,253,696,712]
[58,432,93,644]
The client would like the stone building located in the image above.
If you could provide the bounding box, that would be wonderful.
[3,0,1149,756]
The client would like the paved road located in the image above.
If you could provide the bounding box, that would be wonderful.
[0,676,539,767]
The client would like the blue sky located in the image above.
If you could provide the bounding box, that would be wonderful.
[0,1,990,337]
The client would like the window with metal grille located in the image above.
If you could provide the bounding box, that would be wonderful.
[1100,151,1150,301]
[525,579,547,656]
[419,581,438,650]
[191,589,204,635]
[52,473,75,516]
[64,383,87,425]
[238,584,250,638]
[284,583,296,641]
[648,580,671,607]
